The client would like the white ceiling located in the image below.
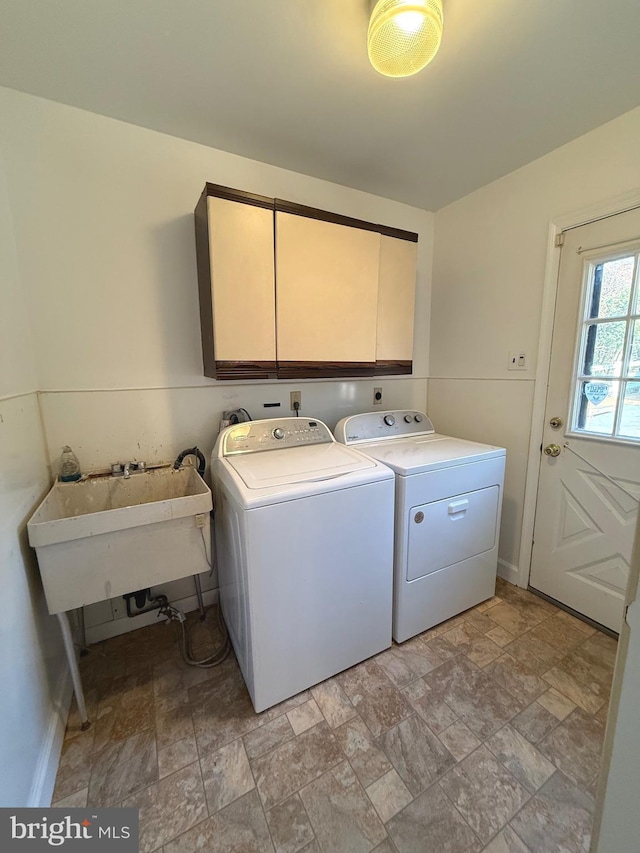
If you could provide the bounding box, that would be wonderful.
[1,0,640,210]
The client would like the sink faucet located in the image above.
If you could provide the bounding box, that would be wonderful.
[111,461,146,477]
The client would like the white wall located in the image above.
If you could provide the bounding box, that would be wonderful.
[430,106,640,582]
[0,150,67,806]
[0,86,433,638]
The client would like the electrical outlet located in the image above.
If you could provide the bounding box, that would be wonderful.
[373,387,383,406]
[508,351,527,370]
[290,390,301,411]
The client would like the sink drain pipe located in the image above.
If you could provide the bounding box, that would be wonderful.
[119,588,230,669]
[122,589,168,618]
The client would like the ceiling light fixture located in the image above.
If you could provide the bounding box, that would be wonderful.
[368,0,444,78]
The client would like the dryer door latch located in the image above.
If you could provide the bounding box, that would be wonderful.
[448,499,469,516]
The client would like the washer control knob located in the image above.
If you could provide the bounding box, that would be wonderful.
[272,428,285,440]
[384,415,396,426]
[414,414,423,423]
[404,415,412,423]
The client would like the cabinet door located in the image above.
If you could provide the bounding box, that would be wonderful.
[275,212,380,373]
[196,195,276,378]
[208,196,276,363]
[376,235,417,373]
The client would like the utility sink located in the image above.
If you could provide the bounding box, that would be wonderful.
[28,467,212,614]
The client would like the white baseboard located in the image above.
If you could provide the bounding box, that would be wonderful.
[497,558,522,587]
[28,667,73,807]
[85,587,219,644]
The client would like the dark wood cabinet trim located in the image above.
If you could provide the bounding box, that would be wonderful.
[378,225,419,243]
[277,362,377,380]
[275,199,418,243]
[194,189,216,378]
[375,360,413,376]
[201,184,417,241]
[212,360,413,380]
[212,361,414,380]
[275,199,379,235]
[203,182,275,211]
[215,361,278,380]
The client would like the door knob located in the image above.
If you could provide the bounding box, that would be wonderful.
[544,444,561,457]
[549,417,563,429]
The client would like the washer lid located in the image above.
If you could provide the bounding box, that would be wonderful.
[227,442,377,490]
[355,433,505,475]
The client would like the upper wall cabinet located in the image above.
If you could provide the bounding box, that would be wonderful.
[194,183,418,381]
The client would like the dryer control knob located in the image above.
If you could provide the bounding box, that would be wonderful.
[384,415,396,426]
[272,428,285,440]
[404,415,412,423]
[414,414,423,423]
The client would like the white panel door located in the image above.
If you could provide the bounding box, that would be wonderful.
[530,208,640,631]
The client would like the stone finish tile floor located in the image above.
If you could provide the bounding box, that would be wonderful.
[53,579,616,852]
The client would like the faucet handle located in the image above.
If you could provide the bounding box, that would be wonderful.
[111,462,124,476]
[134,461,146,471]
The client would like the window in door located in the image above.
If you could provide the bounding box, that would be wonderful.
[571,250,640,441]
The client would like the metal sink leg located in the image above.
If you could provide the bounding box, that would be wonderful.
[57,611,91,731]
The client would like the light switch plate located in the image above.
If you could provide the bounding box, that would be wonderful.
[508,351,527,370]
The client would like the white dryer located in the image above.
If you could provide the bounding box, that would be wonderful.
[211,417,395,712]
[334,411,506,643]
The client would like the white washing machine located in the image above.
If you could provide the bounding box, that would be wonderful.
[211,417,395,712]
[334,411,506,643]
